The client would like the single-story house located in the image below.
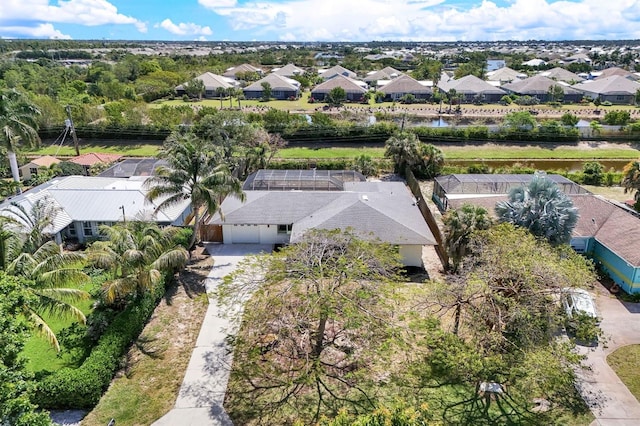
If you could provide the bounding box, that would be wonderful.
[538,67,584,83]
[502,75,584,103]
[485,67,526,85]
[364,67,403,84]
[223,63,263,80]
[208,170,436,267]
[0,175,191,244]
[69,153,123,176]
[243,74,301,100]
[98,158,169,178]
[572,75,640,104]
[379,74,432,101]
[438,75,507,103]
[272,63,305,77]
[592,67,639,81]
[175,72,237,98]
[310,74,368,102]
[432,174,640,294]
[19,155,61,181]
[319,65,358,80]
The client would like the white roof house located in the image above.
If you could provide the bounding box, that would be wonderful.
[0,176,191,244]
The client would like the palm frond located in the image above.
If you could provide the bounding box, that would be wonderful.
[27,309,60,352]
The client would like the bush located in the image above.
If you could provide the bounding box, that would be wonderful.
[34,274,169,409]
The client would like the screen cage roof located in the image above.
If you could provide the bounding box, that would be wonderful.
[243,169,366,191]
[434,173,590,195]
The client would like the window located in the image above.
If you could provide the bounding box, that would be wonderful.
[277,224,293,234]
[30,167,38,176]
[68,223,76,236]
[83,221,93,236]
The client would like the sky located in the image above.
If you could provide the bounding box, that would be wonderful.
[1,0,640,42]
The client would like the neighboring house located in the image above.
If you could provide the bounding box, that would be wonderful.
[243,74,301,100]
[98,158,168,178]
[522,58,547,67]
[272,63,305,77]
[223,63,262,79]
[538,67,584,83]
[502,75,584,103]
[0,176,191,244]
[175,72,237,98]
[572,75,640,104]
[486,67,526,84]
[379,74,432,101]
[310,74,368,102]
[319,65,358,80]
[364,67,404,84]
[19,155,60,181]
[208,170,436,267]
[438,75,507,103]
[432,174,640,294]
[69,153,123,175]
[593,67,639,81]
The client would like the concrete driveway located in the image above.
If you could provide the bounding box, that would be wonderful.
[153,243,272,426]
[576,287,640,425]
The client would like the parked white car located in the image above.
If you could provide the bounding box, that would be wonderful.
[561,288,599,322]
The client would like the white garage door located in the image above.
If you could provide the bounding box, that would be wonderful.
[232,225,260,243]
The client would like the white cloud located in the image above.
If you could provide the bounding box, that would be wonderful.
[0,0,146,32]
[0,23,72,39]
[201,0,640,41]
[156,19,213,36]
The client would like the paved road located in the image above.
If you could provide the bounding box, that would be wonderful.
[153,243,272,426]
[578,288,640,426]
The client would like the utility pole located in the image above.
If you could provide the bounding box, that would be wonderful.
[65,105,80,156]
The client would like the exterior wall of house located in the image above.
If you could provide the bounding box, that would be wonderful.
[599,94,635,104]
[590,240,640,293]
[222,224,290,244]
[243,89,298,100]
[19,163,39,181]
[399,245,423,267]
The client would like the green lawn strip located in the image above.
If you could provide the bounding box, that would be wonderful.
[277,147,385,159]
[23,279,97,373]
[440,145,640,160]
[608,345,640,402]
[27,143,161,157]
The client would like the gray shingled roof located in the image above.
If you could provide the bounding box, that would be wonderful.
[364,67,403,82]
[223,63,261,78]
[243,74,300,92]
[210,181,435,246]
[272,63,304,77]
[320,65,358,80]
[503,75,582,95]
[311,74,367,94]
[539,67,584,83]
[175,72,235,92]
[572,75,640,95]
[486,67,526,83]
[380,74,432,95]
[439,74,506,95]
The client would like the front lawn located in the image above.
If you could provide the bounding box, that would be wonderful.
[608,345,640,401]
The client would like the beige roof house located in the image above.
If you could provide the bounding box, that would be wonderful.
[175,72,237,98]
[311,74,367,101]
[319,65,358,80]
[19,155,61,181]
[364,66,404,83]
[243,74,301,100]
[486,67,526,84]
[502,75,583,102]
[539,67,584,83]
[272,63,305,77]
[572,75,640,104]
[223,63,262,79]
[438,75,507,102]
[379,74,432,101]
[69,153,123,175]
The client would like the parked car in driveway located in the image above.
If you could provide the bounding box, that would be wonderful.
[561,288,599,322]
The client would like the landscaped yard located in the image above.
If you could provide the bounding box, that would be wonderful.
[608,345,640,402]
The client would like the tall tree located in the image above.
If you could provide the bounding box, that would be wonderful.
[495,173,578,245]
[218,229,404,425]
[2,196,60,254]
[145,131,244,249]
[622,160,640,210]
[384,132,444,178]
[0,89,41,192]
[443,204,492,272]
[87,223,188,305]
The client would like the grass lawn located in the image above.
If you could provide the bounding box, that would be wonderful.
[277,146,385,159]
[22,279,96,372]
[608,345,640,402]
[81,251,210,426]
[27,142,161,157]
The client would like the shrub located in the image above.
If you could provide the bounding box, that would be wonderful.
[34,274,169,409]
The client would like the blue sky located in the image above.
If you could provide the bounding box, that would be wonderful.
[1,0,640,41]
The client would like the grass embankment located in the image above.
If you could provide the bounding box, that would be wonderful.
[81,251,210,426]
[608,345,640,402]
[23,279,97,372]
[27,142,161,157]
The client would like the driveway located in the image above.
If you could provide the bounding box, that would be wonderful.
[576,287,640,425]
[153,243,272,426]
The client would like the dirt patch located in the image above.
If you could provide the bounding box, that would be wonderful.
[81,247,211,426]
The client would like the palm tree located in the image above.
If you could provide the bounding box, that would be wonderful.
[145,131,245,249]
[384,132,421,175]
[0,88,41,192]
[495,173,578,245]
[2,196,60,254]
[7,240,90,351]
[216,86,226,108]
[622,160,640,210]
[87,223,188,305]
[444,204,492,272]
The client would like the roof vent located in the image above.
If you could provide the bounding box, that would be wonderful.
[362,195,369,201]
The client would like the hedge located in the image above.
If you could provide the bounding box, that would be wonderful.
[33,275,168,409]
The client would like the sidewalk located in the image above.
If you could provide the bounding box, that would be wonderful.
[577,290,640,426]
[153,244,272,426]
